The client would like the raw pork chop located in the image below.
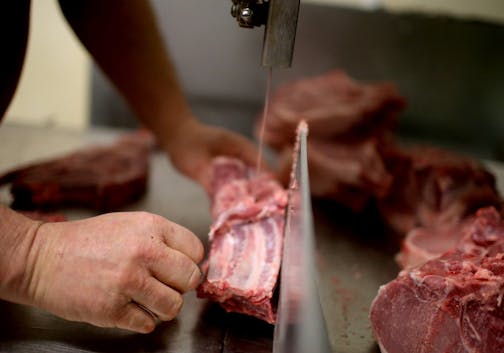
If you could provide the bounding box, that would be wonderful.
[371,207,504,353]
[197,157,287,323]
[0,131,155,211]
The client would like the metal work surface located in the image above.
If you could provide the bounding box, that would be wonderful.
[0,124,415,352]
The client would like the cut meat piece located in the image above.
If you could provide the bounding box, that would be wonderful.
[257,70,406,149]
[378,145,501,236]
[0,131,154,211]
[278,137,393,211]
[197,157,287,324]
[371,207,504,353]
[259,70,404,211]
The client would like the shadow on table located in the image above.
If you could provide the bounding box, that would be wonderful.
[0,296,274,353]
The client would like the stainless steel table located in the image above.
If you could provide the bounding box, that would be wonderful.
[5,124,497,352]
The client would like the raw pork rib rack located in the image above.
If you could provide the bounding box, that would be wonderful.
[197,157,287,324]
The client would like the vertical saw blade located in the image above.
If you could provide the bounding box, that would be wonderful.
[273,121,332,353]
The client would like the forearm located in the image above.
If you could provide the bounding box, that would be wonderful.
[58,0,193,149]
[0,205,41,305]
[57,0,262,185]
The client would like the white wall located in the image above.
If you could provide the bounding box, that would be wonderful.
[4,0,502,131]
[4,0,91,130]
[304,0,504,23]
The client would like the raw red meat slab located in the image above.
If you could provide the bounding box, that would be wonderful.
[0,131,154,212]
[371,207,504,353]
[257,70,405,147]
[259,70,404,211]
[379,145,501,236]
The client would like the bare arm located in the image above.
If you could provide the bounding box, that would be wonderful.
[58,0,191,146]
[58,0,260,189]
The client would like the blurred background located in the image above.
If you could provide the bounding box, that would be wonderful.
[4,0,504,158]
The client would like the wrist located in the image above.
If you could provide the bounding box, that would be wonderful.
[0,206,44,306]
[159,116,199,156]
[137,95,196,147]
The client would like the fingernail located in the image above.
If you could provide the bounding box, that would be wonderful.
[188,266,202,289]
[142,320,156,333]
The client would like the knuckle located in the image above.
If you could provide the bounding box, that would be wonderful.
[155,292,183,322]
[135,210,154,220]
[111,303,131,323]
[93,294,118,318]
[166,293,183,320]
[129,242,144,259]
[137,275,152,295]
[138,211,165,231]
[169,249,191,269]
[127,237,152,262]
[118,307,155,334]
[166,250,201,291]
[116,268,140,292]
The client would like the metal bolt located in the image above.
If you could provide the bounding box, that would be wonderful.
[241,7,253,19]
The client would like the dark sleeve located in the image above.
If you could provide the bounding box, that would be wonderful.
[0,0,31,121]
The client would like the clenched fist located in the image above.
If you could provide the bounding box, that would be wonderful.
[0,208,203,333]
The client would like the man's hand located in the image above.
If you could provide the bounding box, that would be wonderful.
[165,119,261,192]
[23,212,203,333]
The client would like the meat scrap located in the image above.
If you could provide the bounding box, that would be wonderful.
[378,145,501,236]
[371,207,504,353]
[197,157,287,324]
[396,221,467,270]
[0,130,155,212]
